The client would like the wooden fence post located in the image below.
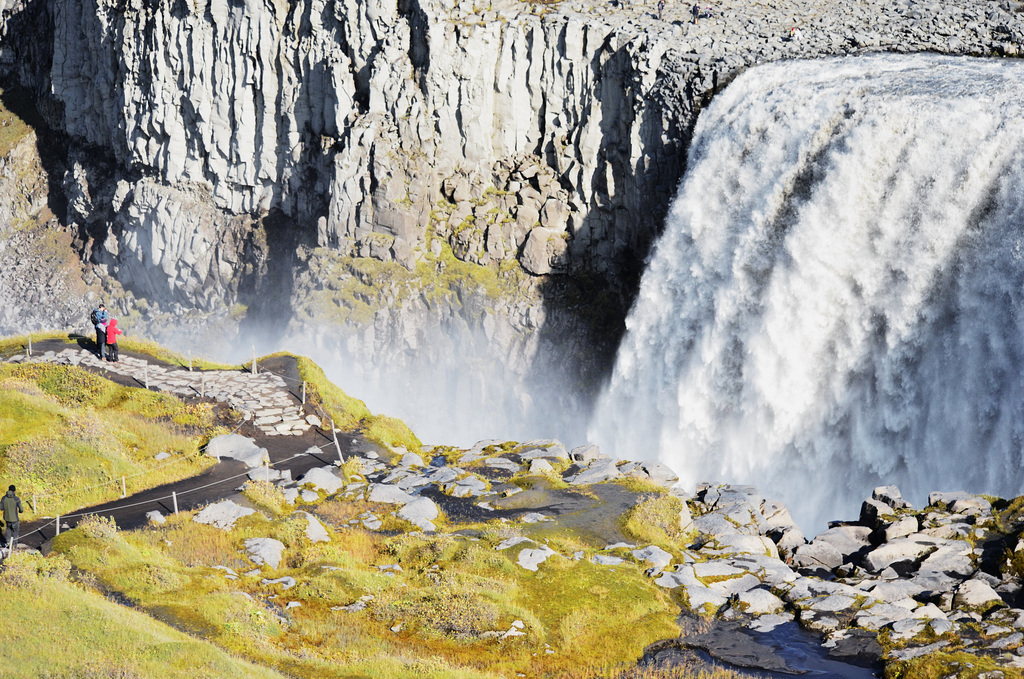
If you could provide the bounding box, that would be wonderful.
[332,419,344,465]
[121,476,126,498]
[172,491,179,515]
[301,381,306,405]
[55,515,60,536]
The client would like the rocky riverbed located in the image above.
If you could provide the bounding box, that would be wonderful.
[193,435,1024,675]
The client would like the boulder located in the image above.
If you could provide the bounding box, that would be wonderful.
[884,516,920,542]
[928,491,972,508]
[484,457,521,473]
[299,467,345,494]
[711,534,780,559]
[950,497,991,514]
[863,536,940,573]
[811,526,871,560]
[792,541,843,571]
[872,485,910,509]
[518,545,557,571]
[567,458,619,485]
[631,461,679,487]
[529,458,554,474]
[400,452,425,467]
[397,497,439,531]
[367,483,416,505]
[193,500,256,530]
[297,511,330,543]
[205,434,269,468]
[632,545,673,571]
[443,475,489,497]
[569,444,602,464]
[516,440,569,460]
[860,498,895,528]
[694,513,746,538]
[954,579,1003,611]
[593,554,625,566]
[767,526,806,559]
[245,537,285,569]
[738,587,786,615]
[247,467,290,483]
[520,227,568,275]
[146,510,166,525]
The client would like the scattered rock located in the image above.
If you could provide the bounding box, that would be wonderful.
[193,500,256,530]
[205,434,270,468]
[245,538,285,569]
[299,467,345,494]
[397,497,439,531]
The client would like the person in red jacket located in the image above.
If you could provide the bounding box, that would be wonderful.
[105,318,123,362]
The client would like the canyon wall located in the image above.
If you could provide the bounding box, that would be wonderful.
[0,0,1022,438]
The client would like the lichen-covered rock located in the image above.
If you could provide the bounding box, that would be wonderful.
[204,434,269,468]
[397,497,439,531]
[193,500,256,530]
[299,467,345,495]
[245,537,285,570]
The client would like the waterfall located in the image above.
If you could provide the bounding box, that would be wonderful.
[590,55,1024,531]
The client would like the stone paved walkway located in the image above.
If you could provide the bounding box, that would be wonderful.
[6,346,312,436]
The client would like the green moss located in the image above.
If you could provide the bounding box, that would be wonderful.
[0,89,33,159]
[620,494,695,554]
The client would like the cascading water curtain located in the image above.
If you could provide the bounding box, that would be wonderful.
[591,55,1024,531]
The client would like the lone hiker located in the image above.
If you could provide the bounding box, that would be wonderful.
[105,317,123,363]
[657,0,665,20]
[691,1,699,23]
[91,304,110,359]
[2,485,24,555]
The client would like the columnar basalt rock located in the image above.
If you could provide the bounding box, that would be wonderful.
[1,0,1023,426]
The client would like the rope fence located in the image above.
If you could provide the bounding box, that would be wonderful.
[19,435,345,543]
[4,344,358,546]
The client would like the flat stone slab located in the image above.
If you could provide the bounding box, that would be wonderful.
[245,537,285,569]
[300,467,345,494]
[297,511,330,543]
[484,457,521,473]
[630,544,671,569]
[567,458,620,485]
[397,497,439,531]
[205,434,269,468]
[516,440,569,460]
[368,483,416,505]
[193,500,256,530]
[496,537,535,551]
[518,545,557,571]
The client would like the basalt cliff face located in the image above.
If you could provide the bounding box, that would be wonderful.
[0,0,1022,435]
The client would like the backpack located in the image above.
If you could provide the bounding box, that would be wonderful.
[90,308,99,325]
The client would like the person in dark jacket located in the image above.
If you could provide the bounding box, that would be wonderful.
[2,485,24,554]
[105,318,123,363]
[92,304,110,359]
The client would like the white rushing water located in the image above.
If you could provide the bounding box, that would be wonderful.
[590,55,1024,531]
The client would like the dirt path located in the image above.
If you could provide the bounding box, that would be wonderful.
[2,337,367,549]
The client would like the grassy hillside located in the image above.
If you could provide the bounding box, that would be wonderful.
[0,362,218,516]
[0,550,287,679]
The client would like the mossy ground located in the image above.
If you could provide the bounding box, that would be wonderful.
[0,551,286,679]
[49,503,684,679]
